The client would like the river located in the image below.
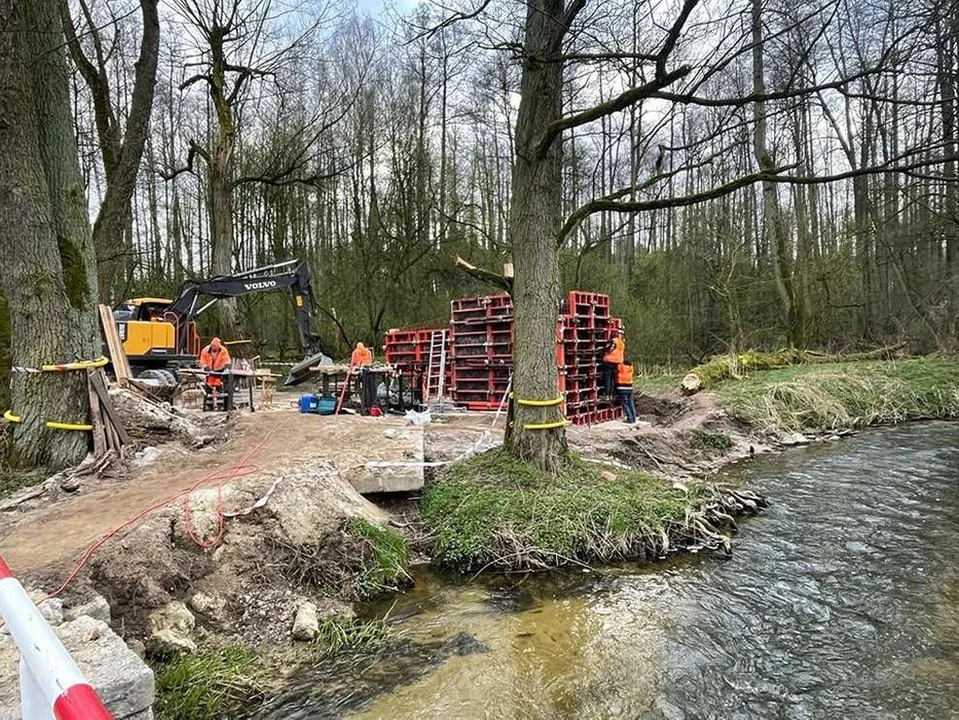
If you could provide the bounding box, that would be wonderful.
[257,422,959,719]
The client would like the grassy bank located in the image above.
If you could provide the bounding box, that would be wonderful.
[715,357,959,431]
[421,448,762,572]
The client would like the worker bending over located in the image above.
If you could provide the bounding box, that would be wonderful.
[602,327,625,397]
[351,342,373,367]
[616,358,637,424]
[199,337,231,409]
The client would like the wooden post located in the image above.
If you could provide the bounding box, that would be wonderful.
[86,370,106,457]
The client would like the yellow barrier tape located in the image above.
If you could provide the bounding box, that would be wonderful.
[522,419,570,430]
[3,410,22,424]
[514,396,564,407]
[38,356,108,372]
[46,420,94,431]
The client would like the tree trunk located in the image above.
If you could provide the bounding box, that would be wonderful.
[506,0,568,473]
[61,0,160,302]
[0,0,100,469]
[751,0,805,349]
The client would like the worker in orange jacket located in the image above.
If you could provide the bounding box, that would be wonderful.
[601,327,625,397]
[199,338,232,410]
[616,359,637,424]
[350,342,373,367]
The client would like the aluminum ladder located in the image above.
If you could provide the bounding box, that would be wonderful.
[425,329,448,407]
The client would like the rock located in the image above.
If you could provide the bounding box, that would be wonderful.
[65,594,112,624]
[680,373,702,396]
[291,601,319,641]
[0,616,154,720]
[780,432,811,447]
[148,601,196,655]
[26,591,63,626]
[188,590,226,619]
[384,429,399,439]
[128,638,147,659]
[600,470,618,482]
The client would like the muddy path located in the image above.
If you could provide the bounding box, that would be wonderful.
[0,410,422,576]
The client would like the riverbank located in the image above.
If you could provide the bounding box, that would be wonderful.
[3,356,958,718]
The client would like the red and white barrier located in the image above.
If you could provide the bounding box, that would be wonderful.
[0,557,112,720]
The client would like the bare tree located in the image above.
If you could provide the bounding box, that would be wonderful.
[61,0,160,301]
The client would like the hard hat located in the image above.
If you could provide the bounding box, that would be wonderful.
[211,337,222,347]
[357,342,365,349]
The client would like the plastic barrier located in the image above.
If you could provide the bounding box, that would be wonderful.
[0,557,112,720]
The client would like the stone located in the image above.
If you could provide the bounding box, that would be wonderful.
[148,601,196,654]
[0,616,154,720]
[780,432,811,447]
[188,590,226,618]
[291,601,319,641]
[65,594,112,624]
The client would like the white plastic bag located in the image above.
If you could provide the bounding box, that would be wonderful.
[405,409,432,426]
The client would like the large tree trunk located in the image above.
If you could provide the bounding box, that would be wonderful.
[506,0,568,473]
[0,0,100,469]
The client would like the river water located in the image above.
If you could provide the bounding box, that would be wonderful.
[260,422,959,719]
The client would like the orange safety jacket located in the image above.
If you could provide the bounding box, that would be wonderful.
[616,363,634,387]
[200,344,231,372]
[350,347,373,366]
[604,336,625,364]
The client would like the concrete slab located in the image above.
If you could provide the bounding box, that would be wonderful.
[344,424,425,494]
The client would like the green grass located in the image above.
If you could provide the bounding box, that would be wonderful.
[154,646,268,720]
[345,518,411,600]
[634,373,683,396]
[421,448,715,572]
[716,358,959,431]
[313,615,396,657]
[690,428,734,451]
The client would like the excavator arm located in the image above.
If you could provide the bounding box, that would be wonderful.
[167,260,330,383]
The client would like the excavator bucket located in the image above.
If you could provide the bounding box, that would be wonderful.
[285,351,332,386]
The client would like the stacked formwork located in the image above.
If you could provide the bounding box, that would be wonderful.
[383,327,451,401]
[449,295,514,410]
[447,292,623,424]
[558,292,623,425]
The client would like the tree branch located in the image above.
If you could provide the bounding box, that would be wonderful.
[535,65,691,158]
[455,256,513,293]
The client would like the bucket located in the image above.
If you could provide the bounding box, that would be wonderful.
[298,394,319,414]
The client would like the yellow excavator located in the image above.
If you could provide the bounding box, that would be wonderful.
[113,260,330,387]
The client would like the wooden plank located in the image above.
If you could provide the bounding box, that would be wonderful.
[86,369,107,457]
[98,303,132,382]
[105,416,121,452]
[90,370,132,445]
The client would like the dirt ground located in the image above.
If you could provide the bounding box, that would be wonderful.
[0,408,423,577]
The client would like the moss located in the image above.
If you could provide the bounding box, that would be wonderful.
[57,234,91,310]
[690,428,733,451]
[421,448,717,572]
[716,358,959,431]
[345,518,411,600]
[689,349,805,388]
[153,646,267,720]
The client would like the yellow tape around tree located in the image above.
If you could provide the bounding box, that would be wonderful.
[514,396,564,407]
[3,411,92,431]
[522,419,570,430]
[39,356,108,372]
[45,420,94,431]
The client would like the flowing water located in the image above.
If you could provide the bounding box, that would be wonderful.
[259,422,959,719]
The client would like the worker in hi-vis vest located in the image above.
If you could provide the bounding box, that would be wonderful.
[601,328,625,397]
[350,342,373,367]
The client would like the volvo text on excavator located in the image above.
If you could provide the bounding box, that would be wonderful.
[113,260,331,386]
